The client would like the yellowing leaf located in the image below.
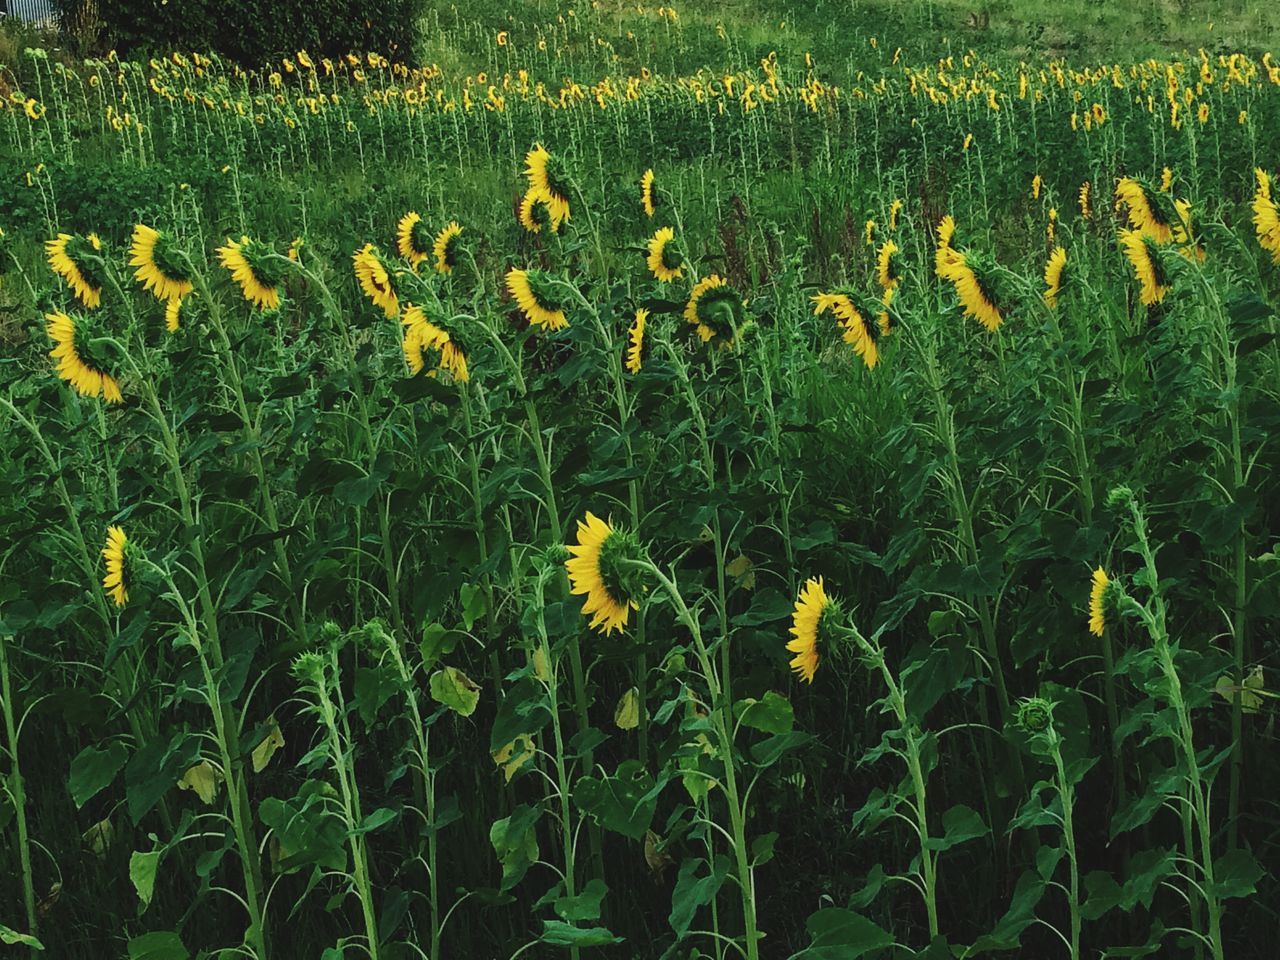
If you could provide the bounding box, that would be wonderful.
[726,554,755,589]
[252,715,285,773]
[82,819,113,857]
[644,829,674,877]
[614,687,642,730]
[177,760,222,804]
[532,645,551,683]
[1215,665,1266,714]
[492,734,536,782]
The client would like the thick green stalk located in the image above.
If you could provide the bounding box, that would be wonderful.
[0,633,38,954]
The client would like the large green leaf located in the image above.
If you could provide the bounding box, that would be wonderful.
[734,691,794,735]
[127,931,188,960]
[69,741,129,809]
[130,849,163,913]
[574,760,662,840]
[430,666,481,717]
[795,907,894,959]
[669,855,729,937]
[538,921,624,947]
[490,804,540,891]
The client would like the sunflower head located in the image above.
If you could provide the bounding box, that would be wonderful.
[876,240,901,291]
[1115,176,1175,242]
[524,143,572,222]
[217,236,286,311]
[433,221,464,274]
[685,275,743,346]
[46,232,106,309]
[506,268,570,331]
[402,304,469,382]
[1088,567,1111,636]
[942,248,1005,332]
[1120,229,1173,306]
[640,168,657,217]
[625,308,648,374]
[352,243,400,317]
[47,310,124,403]
[1043,246,1068,309]
[519,189,563,235]
[165,296,183,333]
[565,512,648,635]
[1015,696,1056,737]
[102,525,134,607]
[646,227,684,282]
[396,211,433,269]
[786,577,848,683]
[129,224,193,300]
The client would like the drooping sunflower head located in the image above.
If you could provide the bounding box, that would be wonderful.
[646,227,685,283]
[1078,181,1092,220]
[625,308,648,374]
[1252,168,1280,264]
[888,198,903,232]
[1120,229,1172,306]
[1115,176,1174,243]
[564,512,648,635]
[165,296,183,333]
[815,291,889,369]
[129,224,193,301]
[47,310,124,404]
[1043,246,1068,309]
[943,249,1004,332]
[402,304,469,382]
[876,239,902,291]
[102,525,134,607]
[506,268,570,331]
[352,243,400,318]
[217,236,285,311]
[786,576,847,683]
[46,232,106,309]
[684,275,743,347]
[396,211,434,269]
[433,221,464,274]
[1088,566,1111,636]
[640,168,657,217]
[1160,167,1174,193]
[1031,174,1043,200]
[524,143,572,223]
[519,189,564,235]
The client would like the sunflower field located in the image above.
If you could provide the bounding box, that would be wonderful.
[2,1,1280,957]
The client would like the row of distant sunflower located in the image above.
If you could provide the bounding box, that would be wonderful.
[39,152,1280,406]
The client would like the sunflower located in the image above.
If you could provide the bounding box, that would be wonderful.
[1253,168,1280,264]
[402,305,469,381]
[876,240,901,292]
[646,227,684,282]
[46,233,105,309]
[1088,567,1110,637]
[129,224,193,301]
[1078,181,1092,220]
[814,292,891,370]
[938,249,1003,332]
[217,236,283,311]
[352,243,399,317]
[1120,230,1172,306]
[1115,177,1174,243]
[47,311,123,403]
[888,198,903,232]
[102,526,130,607]
[684,275,742,347]
[1160,167,1174,193]
[524,144,571,224]
[564,512,646,635]
[433,221,464,274]
[518,189,563,234]
[165,296,183,333]
[506,268,569,330]
[1043,247,1068,309]
[1031,174,1043,200]
[1172,198,1205,262]
[934,215,963,277]
[396,211,433,270]
[786,577,841,683]
[640,168,657,217]
[625,308,647,373]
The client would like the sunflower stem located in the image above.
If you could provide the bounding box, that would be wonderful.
[0,630,39,954]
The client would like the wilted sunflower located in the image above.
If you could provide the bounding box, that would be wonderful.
[640,168,657,217]
[46,232,105,309]
[1043,247,1068,309]
[165,296,183,333]
[524,144,571,224]
[685,275,742,347]
[786,577,843,683]
[433,222,464,274]
[646,227,684,282]
[102,526,131,607]
[519,189,563,234]
[217,237,283,311]
[47,311,123,403]
[129,224,193,300]
[1115,177,1174,243]
[938,248,1004,332]
[1120,230,1172,306]
[1253,168,1280,264]
[402,305,469,381]
[1088,567,1110,636]
[396,211,433,270]
[625,308,647,373]
[352,243,399,317]
[506,268,569,330]
[876,239,901,292]
[564,511,646,635]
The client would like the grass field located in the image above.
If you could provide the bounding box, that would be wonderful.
[1,1,1280,958]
